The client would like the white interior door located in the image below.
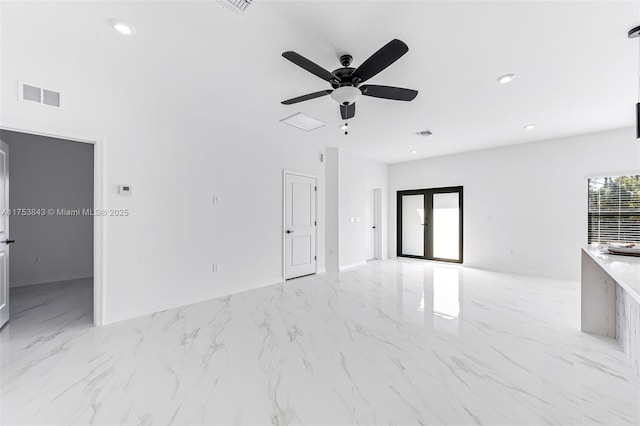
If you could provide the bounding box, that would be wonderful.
[284,172,317,280]
[0,140,10,329]
[365,188,375,261]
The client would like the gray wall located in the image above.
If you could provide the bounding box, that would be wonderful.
[0,130,93,287]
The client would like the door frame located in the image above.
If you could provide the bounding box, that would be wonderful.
[0,124,105,326]
[0,140,9,329]
[397,186,463,264]
[365,187,382,261]
[282,169,318,282]
[373,188,382,260]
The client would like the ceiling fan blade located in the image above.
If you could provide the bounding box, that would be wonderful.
[351,39,409,83]
[282,51,339,83]
[281,90,333,105]
[360,85,418,101]
[340,103,356,120]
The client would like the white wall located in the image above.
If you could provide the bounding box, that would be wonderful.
[324,148,340,274]
[389,128,640,280]
[0,2,338,324]
[339,150,389,269]
[1,130,93,287]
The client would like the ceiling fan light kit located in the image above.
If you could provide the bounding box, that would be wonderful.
[630,25,640,139]
[331,86,361,105]
[281,39,419,134]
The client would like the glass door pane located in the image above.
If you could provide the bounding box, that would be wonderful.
[401,194,424,256]
[432,192,460,261]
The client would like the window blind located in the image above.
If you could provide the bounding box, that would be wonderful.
[588,175,640,244]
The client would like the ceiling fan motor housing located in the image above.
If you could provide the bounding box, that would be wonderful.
[330,67,357,88]
[330,61,362,105]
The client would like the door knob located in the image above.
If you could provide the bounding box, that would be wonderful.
[286,230,294,234]
[372,226,376,229]
[3,239,15,245]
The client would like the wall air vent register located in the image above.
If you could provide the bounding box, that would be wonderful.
[217,0,253,14]
[19,82,62,108]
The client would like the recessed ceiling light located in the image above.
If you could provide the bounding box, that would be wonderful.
[497,74,516,84]
[109,19,136,36]
[410,150,417,154]
[280,112,326,132]
[524,124,536,130]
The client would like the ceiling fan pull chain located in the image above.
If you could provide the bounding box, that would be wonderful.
[341,121,349,135]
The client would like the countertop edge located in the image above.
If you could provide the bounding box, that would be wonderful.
[582,246,640,305]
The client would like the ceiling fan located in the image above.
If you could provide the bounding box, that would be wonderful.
[281,39,418,127]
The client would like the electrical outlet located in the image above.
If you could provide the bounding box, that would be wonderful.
[212,195,220,205]
[212,263,219,272]
[34,256,39,263]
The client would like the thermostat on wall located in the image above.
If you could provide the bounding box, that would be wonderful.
[119,185,133,195]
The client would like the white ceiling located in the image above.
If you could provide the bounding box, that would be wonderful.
[2,1,639,163]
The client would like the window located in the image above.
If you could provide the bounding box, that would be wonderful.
[588,175,640,244]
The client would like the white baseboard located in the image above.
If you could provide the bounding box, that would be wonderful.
[339,261,367,271]
[11,273,93,288]
[103,276,283,325]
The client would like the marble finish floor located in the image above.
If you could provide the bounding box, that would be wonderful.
[2,262,640,425]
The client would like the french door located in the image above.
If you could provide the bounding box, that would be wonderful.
[397,186,463,263]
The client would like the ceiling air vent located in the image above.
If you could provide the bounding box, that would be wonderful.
[217,0,253,14]
[19,82,62,108]
[415,130,433,137]
[280,113,326,132]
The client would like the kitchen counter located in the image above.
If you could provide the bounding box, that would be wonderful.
[582,246,640,374]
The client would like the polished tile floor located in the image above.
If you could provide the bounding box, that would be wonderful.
[2,261,640,425]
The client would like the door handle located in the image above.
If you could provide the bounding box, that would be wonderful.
[286,230,294,234]
[3,239,15,245]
